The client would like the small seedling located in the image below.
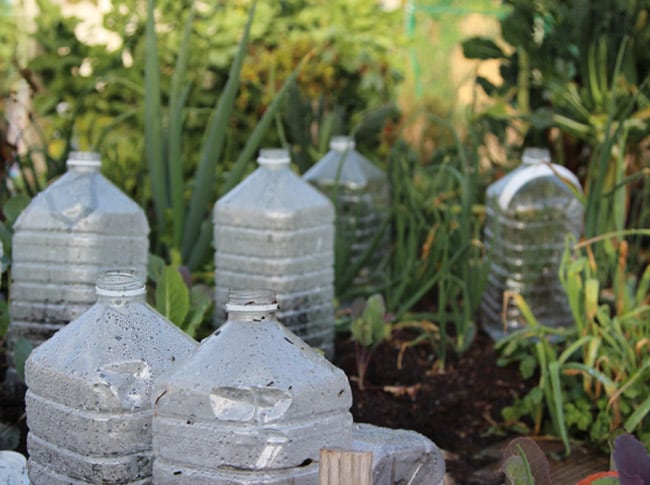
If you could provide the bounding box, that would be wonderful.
[350,294,391,391]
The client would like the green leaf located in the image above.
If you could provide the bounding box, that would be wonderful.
[502,455,534,485]
[624,394,650,433]
[476,75,497,96]
[351,294,389,347]
[13,337,33,382]
[147,253,166,284]
[3,195,30,224]
[168,4,195,249]
[155,266,190,327]
[144,0,168,226]
[182,285,213,338]
[462,37,505,60]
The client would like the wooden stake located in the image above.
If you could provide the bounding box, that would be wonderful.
[319,448,373,485]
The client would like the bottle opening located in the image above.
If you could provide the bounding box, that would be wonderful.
[67,151,102,170]
[226,289,278,312]
[522,147,551,165]
[257,148,290,167]
[330,136,355,152]
[96,270,145,297]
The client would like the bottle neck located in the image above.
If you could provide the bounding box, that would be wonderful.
[95,270,146,305]
[522,147,551,165]
[67,151,102,174]
[330,136,355,153]
[257,148,290,170]
[226,289,278,322]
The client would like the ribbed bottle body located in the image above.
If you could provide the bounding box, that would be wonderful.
[481,149,584,340]
[214,150,336,357]
[24,272,197,484]
[9,152,149,349]
[153,289,353,484]
[303,137,390,295]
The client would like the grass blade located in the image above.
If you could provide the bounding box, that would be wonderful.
[624,395,650,433]
[181,0,257,260]
[144,0,168,226]
[168,4,195,249]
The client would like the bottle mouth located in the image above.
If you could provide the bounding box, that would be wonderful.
[330,136,355,152]
[257,148,290,167]
[96,270,145,297]
[522,147,551,165]
[67,151,102,169]
[225,289,278,312]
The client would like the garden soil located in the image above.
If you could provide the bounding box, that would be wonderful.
[334,328,531,484]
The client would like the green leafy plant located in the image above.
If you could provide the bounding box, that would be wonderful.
[378,116,487,367]
[147,255,212,339]
[350,294,391,391]
[497,231,650,452]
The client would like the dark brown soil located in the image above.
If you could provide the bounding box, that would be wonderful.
[334,328,532,483]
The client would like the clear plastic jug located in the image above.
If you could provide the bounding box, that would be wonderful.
[214,149,336,357]
[481,147,584,340]
[303,136,390,297]
[152,289,353,484]
[9,152,149,349]
[24,270,196,484]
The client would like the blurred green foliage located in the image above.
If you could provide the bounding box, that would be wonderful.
[13,0,403,214]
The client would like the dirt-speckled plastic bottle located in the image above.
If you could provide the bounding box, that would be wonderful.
[24,271,197,484]
[481,147,584,340]
[213,149,336,357]
[152,289,353,484]
[9,152,149,350]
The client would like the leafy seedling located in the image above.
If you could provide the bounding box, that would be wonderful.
[350,294,391,390]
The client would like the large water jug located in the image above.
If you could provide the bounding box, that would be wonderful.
[24,270,196,484]
[152,289,353,484]
[214,149,336,357]
[481,147,584,340]
[9,151,149,349]
[303,136,390,297]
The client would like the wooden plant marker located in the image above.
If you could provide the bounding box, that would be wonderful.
[319,448,373,485]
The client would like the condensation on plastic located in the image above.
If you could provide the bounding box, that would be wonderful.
[24,271,197,484]
[9,151,150,349]
[152,289,353,484]
[481,148,584,340]
[213,149,336,357]
[303,136,390,295]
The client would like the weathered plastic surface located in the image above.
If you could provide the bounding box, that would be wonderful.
[0,451,30,485]
[24,271,197,484]
[481,148,584,340]
[351,423,446,485]
[214,149,336,357]
[153,289,353,484]
[303,136,390,295]
[9,151,149,349]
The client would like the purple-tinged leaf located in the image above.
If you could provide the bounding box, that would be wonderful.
[613,433,650,485]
